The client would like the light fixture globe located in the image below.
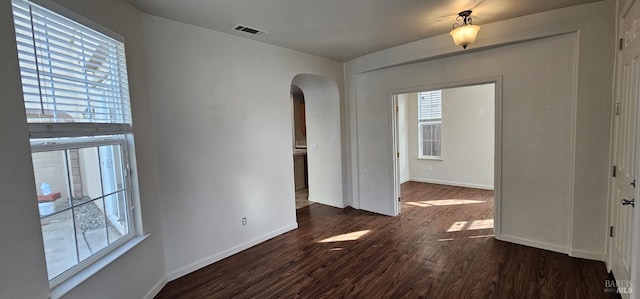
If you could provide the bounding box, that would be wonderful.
[450,10,480,49]
[450,24,480,49]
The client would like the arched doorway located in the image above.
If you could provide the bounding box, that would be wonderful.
[290,74,343,214]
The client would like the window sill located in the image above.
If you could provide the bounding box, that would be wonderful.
[50,234,150,299]
[418,157,443,161]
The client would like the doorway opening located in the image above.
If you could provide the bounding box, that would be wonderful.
[393,83,498,237]
[291,85,313,209]
[289,74,344,219]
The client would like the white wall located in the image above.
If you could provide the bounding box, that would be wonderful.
[407,85,494,189]
[0,0,50,297]
[0,0,167,297]
[355,34,576,250]
[345,1,614,260]
[141,15,345,279]
[0,0,616,297]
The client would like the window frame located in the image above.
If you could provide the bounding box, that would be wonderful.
[418,120,443,160]
[31,136,135,286]
[417,90,443,160]
[11,0,142,289]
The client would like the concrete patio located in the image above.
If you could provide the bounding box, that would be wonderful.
[40,200,122,280]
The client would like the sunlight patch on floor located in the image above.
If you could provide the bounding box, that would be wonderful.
[468,219,493,230]
[405,199,485,207]
[447,219,494,232]
[447,221,466,232]
[318,230,371,243]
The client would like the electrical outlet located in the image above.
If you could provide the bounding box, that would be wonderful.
[242,217,247,225]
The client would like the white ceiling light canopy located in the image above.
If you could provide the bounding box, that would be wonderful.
[450,10,480,49]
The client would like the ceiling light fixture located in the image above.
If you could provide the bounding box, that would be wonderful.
[450,10,480,49]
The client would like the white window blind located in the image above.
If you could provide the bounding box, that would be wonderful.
[12,0,131,125]
[418,90,442,121]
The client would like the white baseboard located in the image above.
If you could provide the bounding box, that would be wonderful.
[166,223,298,281]
[309,196,345,208]
[144,276,168,299]
[496,234,568,254]
[569,248,605,261]
[496,235,605,262]
[408,178,493,190]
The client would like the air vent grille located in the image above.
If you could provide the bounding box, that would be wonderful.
[233,24,267,36]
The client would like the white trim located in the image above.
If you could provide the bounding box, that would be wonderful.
[349,76,360,210]
[493,79,503,237]
[166,223,298,281]
[29,124,133,139]
[605,0,625,274]
[408,178,494,191]
[143,276,168,299]
[564,30,579,266]
[50,234,149,299]
[30,135,125,152]
[391,95,401,215]
[389,77,502,228]
[495,234,568,255]
[417,157,443,161]
[569,248,605,261]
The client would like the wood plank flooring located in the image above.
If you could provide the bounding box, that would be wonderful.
[295,188,314,209]
[156,182,615,298]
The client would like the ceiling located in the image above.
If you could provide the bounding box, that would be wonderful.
[125,0,604,62]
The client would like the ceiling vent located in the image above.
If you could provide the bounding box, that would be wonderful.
[233,24,267,36]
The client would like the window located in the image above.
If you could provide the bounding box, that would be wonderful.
[11,0,136,286]
[418,90,442,159]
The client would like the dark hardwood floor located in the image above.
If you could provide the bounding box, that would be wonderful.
[156,182,615,298]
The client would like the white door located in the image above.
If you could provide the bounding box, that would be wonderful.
[610,1,640,296]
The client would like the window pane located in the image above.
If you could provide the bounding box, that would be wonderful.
[422,141,430,156]
[433,141,441,156]
[32,150,71,215]
[433,124,441,140]
[32,142,131,281]
[99,144,124,195]
[419,121,442,158]
[67,149,82,198]
[41,209,78,280]
[74,199,108,261]
[75,147,103,202]
[422,124,431,141]
[105,191,128,244]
